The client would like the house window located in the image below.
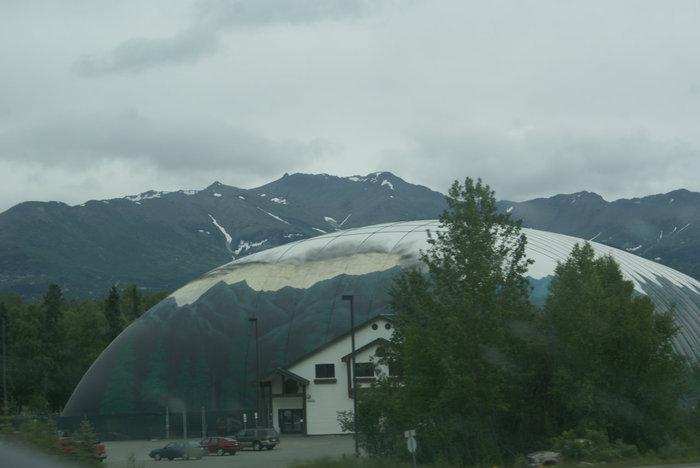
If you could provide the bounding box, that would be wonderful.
[284,379,299,394]
[315,363,335,379]
[354,362,375,378]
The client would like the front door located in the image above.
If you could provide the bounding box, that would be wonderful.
[278,409,303,433]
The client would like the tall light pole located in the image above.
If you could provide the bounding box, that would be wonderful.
[248,318,261,427]
[341,295,359,457]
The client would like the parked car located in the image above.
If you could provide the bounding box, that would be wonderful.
[526,450,562,467]
[148,440,205,460]
[235,428,280,450]
[199,436,241,455]
[58,436,107,462]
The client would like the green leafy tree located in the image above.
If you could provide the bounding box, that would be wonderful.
[365,177,534,465]
[540,242,690,449]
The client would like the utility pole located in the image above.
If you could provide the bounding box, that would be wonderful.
[248,318,261,427]
[342,295,359,457]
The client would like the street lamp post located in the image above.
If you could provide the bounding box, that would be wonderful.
[248,318,261,427]
[341,295,359,457]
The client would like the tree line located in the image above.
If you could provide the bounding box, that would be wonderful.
[0,284,168,415]
[349,178,700,466]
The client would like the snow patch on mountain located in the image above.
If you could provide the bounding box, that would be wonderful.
[208,214,233,252]
[313,227,327,234]
[348,172,385,184]
[626,245,642,252]
[271,197,288,204]
[381,179,394,190]
[238,195,245,200]
[258,208,289,224]
[233,238,268,257]
[125,189,197,203]
[679,223,691,233]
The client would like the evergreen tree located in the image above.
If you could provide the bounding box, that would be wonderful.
[141,339,169,411]
[176,356,193,412]
[73,417,101,466]
[99,337,137,415]
[42,283,63,326]
[104,285,123,343]
[121,284,143,323]
[191,346,211,410]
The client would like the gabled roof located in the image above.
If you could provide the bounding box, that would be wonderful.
[258,367,310,384]
[281,314,395,370]
[341,337,390,362]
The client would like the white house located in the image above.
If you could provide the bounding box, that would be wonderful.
[256,314,395,435]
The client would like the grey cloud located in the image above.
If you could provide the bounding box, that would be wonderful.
[0,110,330,177]
[73,27,219,75]
[196,0,374,28]
[380,131,700,202]
[73,0,378,75]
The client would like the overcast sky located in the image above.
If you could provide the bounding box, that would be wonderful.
[2,0,700,213]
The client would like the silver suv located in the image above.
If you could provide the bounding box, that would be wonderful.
[235,428,280,451]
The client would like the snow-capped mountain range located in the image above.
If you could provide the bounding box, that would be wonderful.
[1,171,699,301]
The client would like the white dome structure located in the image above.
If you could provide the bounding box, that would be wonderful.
[63,220,700,436]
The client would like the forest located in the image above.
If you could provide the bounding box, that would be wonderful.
[0,284,168,415]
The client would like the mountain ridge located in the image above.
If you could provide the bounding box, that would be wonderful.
[2,172,699,302]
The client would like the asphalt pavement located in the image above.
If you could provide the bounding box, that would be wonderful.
[104,434,356,468]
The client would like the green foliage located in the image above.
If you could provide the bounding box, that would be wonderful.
[361,177,535,465]
[19,418,63,458]
[539,242,690,449]
[72,417,101,466]
[104,285,123,343]
[355,178,697,466]
[550,429,638,463]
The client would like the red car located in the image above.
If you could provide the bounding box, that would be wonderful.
[199,436,241,456]
[59,436,107,462]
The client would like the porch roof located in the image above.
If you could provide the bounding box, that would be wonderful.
[258,367,310,385]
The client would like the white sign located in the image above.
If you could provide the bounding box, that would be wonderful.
[406,436,417,453]
[243,413,247,423]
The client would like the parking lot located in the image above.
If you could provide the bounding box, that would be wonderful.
[104,434,356,468]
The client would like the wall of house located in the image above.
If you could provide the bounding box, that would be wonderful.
[289,317,394,435]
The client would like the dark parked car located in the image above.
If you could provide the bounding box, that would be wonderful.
[235,428,280,451]
[199,436,241,455]
[148,440,205,460]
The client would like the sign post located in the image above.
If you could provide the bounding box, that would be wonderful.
[404,429,417,468]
